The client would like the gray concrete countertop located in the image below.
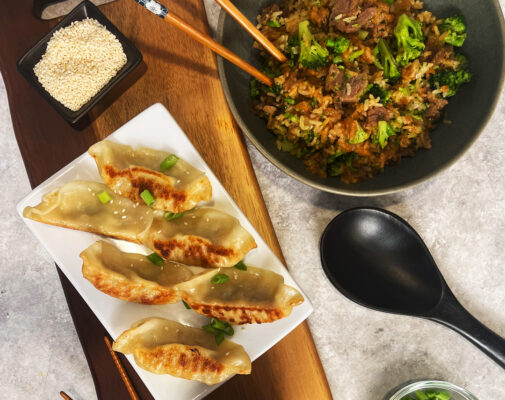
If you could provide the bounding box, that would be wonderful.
[2,1,505,399]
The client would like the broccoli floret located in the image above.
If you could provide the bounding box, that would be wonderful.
[362,84,391,103]
[250,79,260,97]
[249,78,281,98]
[326,36,350,54]
[286,35,300,67]
[440,15,467,47]
[454,53,468,68]
[394,14,425,67]
[327,152,355,176]
[376,121,396,148]
[298,20,329,69]
[440,15,466,33]
[373,39,401,81]
[349,125,369,144]
[430,68,472,97]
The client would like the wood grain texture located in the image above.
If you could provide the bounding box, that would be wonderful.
[0,0,332,399]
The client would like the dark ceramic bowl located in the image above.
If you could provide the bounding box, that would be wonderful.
[217,0,505,196]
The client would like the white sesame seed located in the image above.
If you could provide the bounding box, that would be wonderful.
[33,18,127,111]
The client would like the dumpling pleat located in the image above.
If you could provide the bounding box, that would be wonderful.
[80,241,303,324]
[23,181,256,267]
[112,318,251,385]
[88,140,212,213]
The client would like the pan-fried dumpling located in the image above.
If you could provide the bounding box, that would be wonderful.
[22,181,153,242]
[80,241,193,304]
[23,181,256,267]
[143,207,257,268]
[88,141,212,213]
[175,267,304,324]
[112,318,251,385]
[80,241,303,323]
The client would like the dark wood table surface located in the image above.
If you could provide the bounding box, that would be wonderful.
[0,0,332,399]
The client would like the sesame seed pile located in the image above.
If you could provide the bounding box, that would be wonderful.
[34,18,127,111]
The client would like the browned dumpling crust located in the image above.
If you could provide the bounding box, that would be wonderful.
[143,207,257,268]
[23,181,256,268]
[89,140,212,213]
[112,318,251,385]
[81,241,193,305]
[176,267,304,324]
[80,241,304,324]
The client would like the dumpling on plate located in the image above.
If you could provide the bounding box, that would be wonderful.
[22,181,153,242]
[88,140,212,213]
[80,241,193,305]
[80,241,303,323]
[23,181,256,267]
[143,207,257,268]
[112,318,251,385]
[176,266,304,324]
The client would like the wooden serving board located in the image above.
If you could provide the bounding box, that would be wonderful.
[0,0,332,399]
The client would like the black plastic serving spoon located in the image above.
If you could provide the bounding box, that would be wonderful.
[320,207,505,369]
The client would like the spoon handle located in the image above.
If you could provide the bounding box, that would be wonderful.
[428,290,505,369]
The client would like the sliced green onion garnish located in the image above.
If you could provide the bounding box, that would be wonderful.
[182,300,191,309]
[266,19,281,28]
[97,191,112,204]
[357,30,369,40]
[210,318,235,336]
[147,253,164,266]
[202,324,217,334]
[333,55,343,64]
[140,189,155,206]
[210,318,226,331]
[348,49,364,62]
[210,273,229,284]
[233,261,247,271]
[215,331,225,345]
[203,318,234,344]
[164,211,184,221]
[223,324,234,336]
[160,154,179,170]
[285,97,296,105]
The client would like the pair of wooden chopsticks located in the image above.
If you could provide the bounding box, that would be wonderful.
[133,0,286,86]
[60,337,139,400]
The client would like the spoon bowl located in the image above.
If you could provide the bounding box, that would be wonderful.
[320,208,443,315]
[320,207,505,369]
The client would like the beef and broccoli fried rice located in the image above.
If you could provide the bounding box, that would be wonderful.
[251,0,471,183]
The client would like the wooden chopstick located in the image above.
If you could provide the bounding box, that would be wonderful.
[104,336,140,400]
[132,0,272,86]
[59,391,73,400]
[214,0,287,63]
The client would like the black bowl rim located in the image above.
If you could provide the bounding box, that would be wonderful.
[216,1,505,197]
[16,0,142,124]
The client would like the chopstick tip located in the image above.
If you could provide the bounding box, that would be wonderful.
[60,391,73,400]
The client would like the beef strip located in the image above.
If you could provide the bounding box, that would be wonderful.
[325,64,345,92]
[331,3,378,33]
[366,106,393,125]
[325,68,368,103]
[424,98,448,120]
[329,0,360,21]
[339,73,368,103]
[356,7,378,28]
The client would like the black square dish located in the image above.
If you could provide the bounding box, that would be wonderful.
[17,0,142,124]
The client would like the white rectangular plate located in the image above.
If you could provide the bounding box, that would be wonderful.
[17,103,313,400]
